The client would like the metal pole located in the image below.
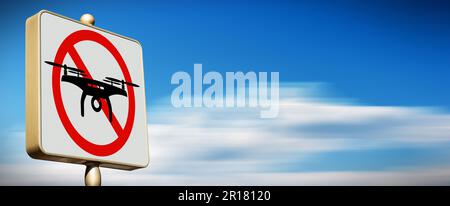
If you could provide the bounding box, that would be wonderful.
[85,162,101,186]
[80,13,95,26]
[80,13,101,187]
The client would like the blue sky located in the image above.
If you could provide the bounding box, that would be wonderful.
[2,0,450,126]
[1,0,450,185]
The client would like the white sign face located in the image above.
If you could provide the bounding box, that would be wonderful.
[34,11,149,169]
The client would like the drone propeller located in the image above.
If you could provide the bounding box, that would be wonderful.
[105,77,121,83]
[105,77,140,87]
[68,70,86,77]
[45,61,86,74]
[123,81,140,87]
[103,79,121,86]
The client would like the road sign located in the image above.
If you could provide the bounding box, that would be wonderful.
[26,10,149,170]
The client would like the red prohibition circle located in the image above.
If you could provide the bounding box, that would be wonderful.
[51,30,136,156]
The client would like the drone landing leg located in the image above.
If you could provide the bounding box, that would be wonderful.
[80,93,87,117]
[106,97,113,122]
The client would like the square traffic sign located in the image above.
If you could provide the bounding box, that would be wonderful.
[26,10,149,170]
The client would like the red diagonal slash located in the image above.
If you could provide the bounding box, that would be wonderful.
[67,46,124,136]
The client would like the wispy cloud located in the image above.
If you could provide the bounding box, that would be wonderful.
[2,83,450,185]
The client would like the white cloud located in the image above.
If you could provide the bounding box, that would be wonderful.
[3,83,450,185]
[2,163,450,186]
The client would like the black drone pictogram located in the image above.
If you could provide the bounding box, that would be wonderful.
[45,61,140,122]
